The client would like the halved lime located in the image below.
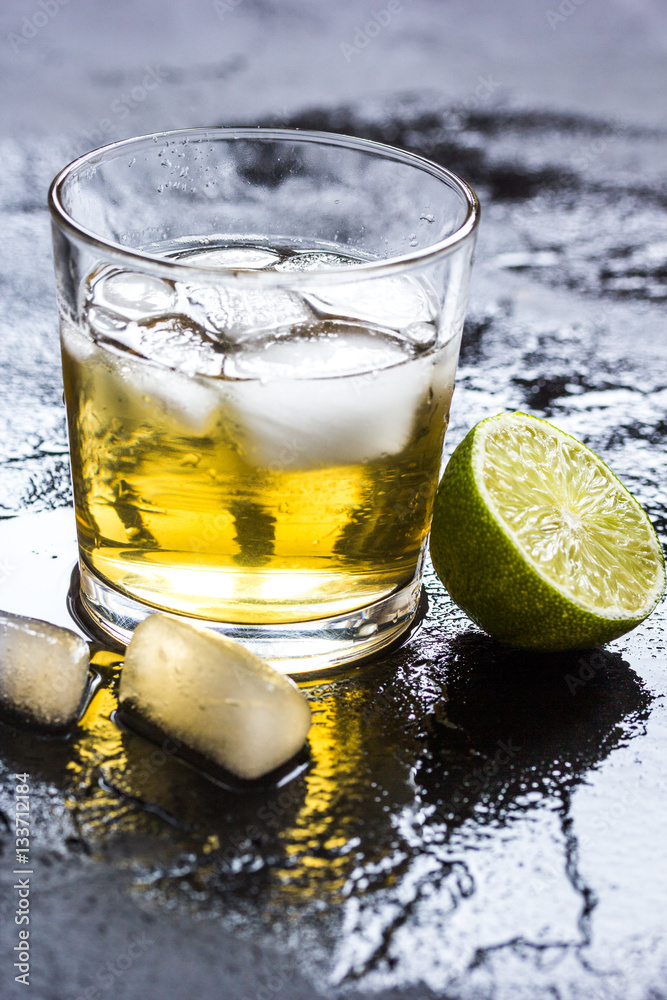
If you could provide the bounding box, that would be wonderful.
[429,412,666,650]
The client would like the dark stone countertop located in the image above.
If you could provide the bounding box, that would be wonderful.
[0,2,666,998]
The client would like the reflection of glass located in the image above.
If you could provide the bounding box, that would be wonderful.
[49,128,479,673]
[0,634,650,994]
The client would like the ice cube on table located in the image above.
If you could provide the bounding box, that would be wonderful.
[92,269,177,320]
[0,611,89,729]
[118,615,312,781]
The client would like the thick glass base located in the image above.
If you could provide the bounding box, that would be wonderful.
[70,562,424,677]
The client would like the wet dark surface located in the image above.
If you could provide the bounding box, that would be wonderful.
[1,2,667,998]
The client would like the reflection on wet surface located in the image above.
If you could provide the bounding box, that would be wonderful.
[0,602,654,993]
[1,87,667,999]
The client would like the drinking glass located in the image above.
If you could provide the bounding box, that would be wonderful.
[49,127,479,674]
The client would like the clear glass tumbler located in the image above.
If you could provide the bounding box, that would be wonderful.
[49,127,479,674]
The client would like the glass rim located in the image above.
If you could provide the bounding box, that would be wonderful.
[48,126,480,284]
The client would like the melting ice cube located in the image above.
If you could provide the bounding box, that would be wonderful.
[115,352,223,434]
[84,280,230,432]
[186,284,313,340]
[304,273,436,330]
[224,325,434,469]
[87,297,226,380]
[134,316,226,378]
[180,247,281,269]
[92,269,177,320]
[0,611,89,728]
[118,615,311,781]
[274,251,359,272]
[74,329,220,436]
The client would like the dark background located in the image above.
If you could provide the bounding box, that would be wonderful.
[0,2,666,999]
